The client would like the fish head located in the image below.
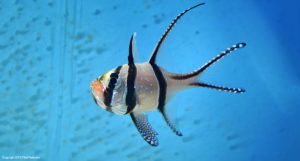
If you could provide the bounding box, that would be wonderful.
[90,66,128,115]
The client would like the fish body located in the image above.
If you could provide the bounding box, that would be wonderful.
[91,63,195,113]
[90,3,246,146]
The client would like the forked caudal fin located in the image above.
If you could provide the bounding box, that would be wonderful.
[170,43,246,80]
[190,82,245,93]
[170,43,246,93]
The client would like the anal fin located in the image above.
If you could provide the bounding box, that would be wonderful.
[159,107,183,136]
[130,112,159,146]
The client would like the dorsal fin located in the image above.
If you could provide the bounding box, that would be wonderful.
[128,32,137,64]
[148,3,205,64]
[126,33,138,114]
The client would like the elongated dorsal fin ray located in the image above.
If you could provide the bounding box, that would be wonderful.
[149,3,205,64]
[130,112,159,146]
[128,32,137,65]
[159,108,183,136]
[190,82,245,93]
[169,43,247,80]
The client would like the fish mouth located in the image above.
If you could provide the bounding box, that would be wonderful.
[90,79,105,107]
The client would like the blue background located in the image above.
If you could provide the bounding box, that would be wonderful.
[0,0,299,161]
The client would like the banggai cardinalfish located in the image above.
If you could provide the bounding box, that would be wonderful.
[91,3,246,146]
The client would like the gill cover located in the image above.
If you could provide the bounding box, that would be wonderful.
[96,66,129,115]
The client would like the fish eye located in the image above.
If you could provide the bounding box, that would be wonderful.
[108,78,116,89]
[110,77,117,84]
[108,72,121,90]
[107,77,121,89]
[110,73,118,78]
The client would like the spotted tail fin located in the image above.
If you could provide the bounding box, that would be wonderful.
[169,43,246,93]
[190,82,245,93]
[169,43,246,80]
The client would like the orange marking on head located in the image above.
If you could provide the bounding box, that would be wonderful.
[91,79,105,95]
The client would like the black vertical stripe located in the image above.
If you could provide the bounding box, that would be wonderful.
[103,89,113,109]
[150,63,167,112]
[103,66,122,109]
[125,64,137,113]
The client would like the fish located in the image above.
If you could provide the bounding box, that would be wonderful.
[90,2,246,146]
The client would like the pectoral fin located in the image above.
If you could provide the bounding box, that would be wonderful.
[130,112,159,146]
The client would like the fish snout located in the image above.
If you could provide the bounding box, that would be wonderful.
[90,79,105,107]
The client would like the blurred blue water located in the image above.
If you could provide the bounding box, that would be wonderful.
[0,0,299,161]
